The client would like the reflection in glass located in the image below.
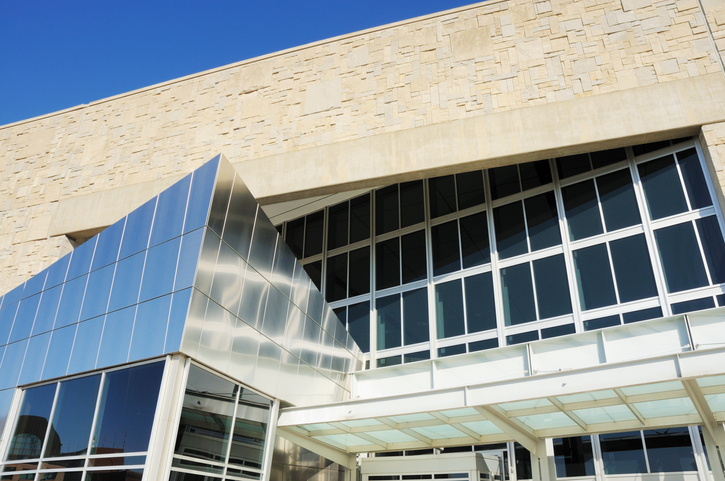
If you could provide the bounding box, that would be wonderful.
[456,172,485,210]
[327,202,348,250]
[556,153,590,179]
[501,263,536,326]
[400,181,425,228]
[54,274,88,329]
[562,180,603,241]
[403,288,429,345]
[0,302,18,345]
[18,333,50,385]
[41,325,75,381]
[376,185,399,235]
[533,254,571,319]
[185,156,219,234]
[376,238,400,290]
[489,165,520,200]
[525,192,560,251]
[541,323,575,339]
[119,197,156,259]
[68,316,104,374]
[350,194,371,243]
[6,383,56,460]
[435,280,465,339]
[609,234,657,303]
[326,253,347,302]
[429,175,456,218]
[92,218,125,270]
[347,302,370,353]
[643,428,697,472]
[93,362,164,454]
[377,295,401,350]
[175,365,237,463]
[573,244,617,310]
[85,469,143,480]
[655,223,708,293]
[622,307,662,324]
[175,229,205,291]
[597,169,640,232]
[129,295,171,361]
[554,436,594,478]
[228,390,270,470]
[696,216,725,284]
[96,307,134,368]
[638,155,688,220]
[45,255,70,289]
[66,237,97,281]
[150,174,191,246]
[348,247,370,297]
[432,220,460,276]
[584,315,621,331]
[520,160,552,191]
[10,293,40,343]
[401,231,426,284]
[45,374,101,458]
[600,431,647,474]
[465,272,496,333]
[80,264,115,321]
[460,212,490,269]
[494,202,528,259]
[672,297,715,315]
[678,149,712,210]
[108,251,145,312]
[139,237,180,302]
[304,211,324,258]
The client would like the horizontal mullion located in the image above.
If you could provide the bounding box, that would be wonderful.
[568,225,645,251]
[557,161,631,188]
[633,140,697,164]
[649,206,716,230]
[496,244,565,269]
[489,184,556,209]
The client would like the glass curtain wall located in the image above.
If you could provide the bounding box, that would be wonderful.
[170,364,273,481]
[277,138,725,367]
[0,360,165,481]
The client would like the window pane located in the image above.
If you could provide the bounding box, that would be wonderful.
[7,383,56,460]
[501,263,536,326]
[326,253,347,302]
[655,223,709,293]
[696,216,725,284]
[401,231,427,284]
[554,436,595,477]
[435,280,465,339]
[348,247,370,297]
[404,351,430,363]
[489,165,520,200]
[584,315,621,331]
[44,374,101,458]
[93,362,164,454]
[285,218,304,259]
[494,202,527,259]
[672,297,715,315]
[175,365,237,463]
[376,238,400,290]
[591,147,627,169]
[562,180,603,241]
[429,175,456,218]
[431,220,460,276]
[514,443,533,480]
[638,155,688,220]
[644,427,697,473]
[377,295,401,350]
[438,344,466,357]
[633,140,671,156]
[600,431,647,474]
[304,212,324,258]
[327,202,349,250]
[610,234,658,303]
[573,244,617,310]
[119,197,156,259]
[377,355,402,368]
[678,148,712,210]
[520,160,552,191]
[556,154,590,179]
[228,390,270,470]
[460,212,490,269]
[622,306,662,324]
[403,288,429,345]
[400,181,425,228]
[597,169,641,231]
[469,338,498,352]
[350,194,371,243]
[464,272,496,333]
[541,323,576,339]
[456,171,485,210]
[525,192,561,251]
[376,185,399,235]
[348,301,370,353]
[303,261,322,292]
[533,254,572,319]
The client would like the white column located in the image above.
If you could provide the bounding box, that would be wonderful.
[702,426,725,481]
[530,439,557,481]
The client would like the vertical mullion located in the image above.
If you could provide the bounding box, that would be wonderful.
[456,220,469,340]
[641,431,652,474]
[87,371,107,461]
[484,169,507,348]
[605,242,622,305]
[694,139,725,245]
[222,382,243,478]
[551,158,584,333]
[424,180,439,359]
[320,208,329,300]
[370,190,378,368]
[528,261,540,323]
[674,152,695,212]
[691,218,715,286]
[36,382,60,465]
[629,147,673,317]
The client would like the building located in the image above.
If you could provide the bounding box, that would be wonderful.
[1,0,725,480]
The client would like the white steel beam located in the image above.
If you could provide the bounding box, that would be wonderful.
[276,428,357,470]
[474,405,541,456]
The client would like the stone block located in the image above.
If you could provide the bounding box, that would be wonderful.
[450,25,493,61]
[304,79,342,115]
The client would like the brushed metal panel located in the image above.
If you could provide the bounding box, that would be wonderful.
[184,155,220,234]
[300,315,321,367]
[195,229,221,297]
[307,289,324,325]
[222,175,258,260]
[261,287,289,341]
[209,241,246,315]
[197,300,234,374]
[179,289,209,358]
[271,241,296,300]
[229,318,261,386]
[238,265,269,331]
[248,208,279,283]
[253,338,282,395]
[208,157,236,237]
[290,264,311,313]
[284,304,306,359]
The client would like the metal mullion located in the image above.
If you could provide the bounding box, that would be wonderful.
[694,139,725,243]
[604,241,622,305]
[424,179,439,359]
[550,158,584,333]
[488,183,556,209]
[319,206,330,301]
[579,297,661,321]
[86,371,107,464]
[557,161,627,189]
[568,224,645,250]
[484,169,508,349]
[520,199,532,257]
[33,382,60,466]
[497,245,565,269]
[527,261,541,323]
[455,217,469,340]
[691,218,716,286]
[673,151,696,213]
[301,216,307,264]
[370,187,378,368]
[633,140,697,165]
[640,430,652,474]
[628,149,671,317]
[222,381,243,479]
[433,263,494,285]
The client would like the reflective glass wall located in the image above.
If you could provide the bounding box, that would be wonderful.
[276,138,725,367]
[0,360,165,480]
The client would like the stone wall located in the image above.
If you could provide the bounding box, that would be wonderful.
[0,0,724,294]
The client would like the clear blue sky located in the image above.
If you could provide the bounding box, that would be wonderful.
[0,0,475,126]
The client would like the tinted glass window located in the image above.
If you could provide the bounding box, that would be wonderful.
[464,272,496,333]
[435,280,465,339]
[304,212,324,258]
[460,212,490,268]
[696,216,725,284]
[554,436,595,478]
[400,181,425,228]
[93,362,164,454]
[376,238,400,290]
[377,295,401,350]
[591,147,627,169]
[403,288,429,345]
[597,169,641,231]
[489,165,520,200]
[45,375,101,458]
[533,254,572,319]
[429,176,456,218]
[456,172,485,210]
[302,261,322,292]
[376,185,400,235]
[7,383,56,460]
[285,218,304,259]
[431,221,460,276]
[600,431,647,474]
[326,253,347,302]
[573,244,617,310]
[347,301,370,352]
[501,263,536,326]
[644,428,697,473]
[327,202,349,250]
[348,247,370,297]
[557,153,590,179]
[349,194,371,243]
[610,234,657,303]
[525,192,561,251]
[520,160,552,191]
[655,223,708,293]
[562,180,603,241]
[494,202,527,259]
[638,155,688,220]
[401,231,427,284]
[678,148,712,210]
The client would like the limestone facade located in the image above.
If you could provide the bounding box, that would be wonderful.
[1,0,725,293]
